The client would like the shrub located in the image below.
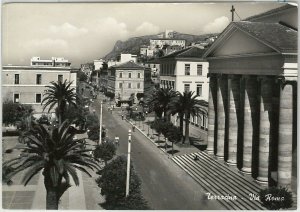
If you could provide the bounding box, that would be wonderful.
[2,131,20,137]
[93,141,116,165]
[136,93,144,100]
[37,114,51,125]
[2,101,33,126]
[97,156,148,210]
[259,186,293,210]
[87,125,106,141]
[86,114,99,129]
[166,125,183,143]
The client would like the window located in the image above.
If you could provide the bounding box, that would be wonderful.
[128,73,132,78]
[197,84,203,96]
[137,73,141,78]
[137,83,140,89]
[36,74,42,84]
[185,64,190,75]
[15,74,20,84]
[197,64,203,76]
[184,84,190,92]
[128,83,131,88]
[119,72,123,78]
[36,94,42,103]
[14,93,20,103]
[119,83,123,88]
[58,75,63,83]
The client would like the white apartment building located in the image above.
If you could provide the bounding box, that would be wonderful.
[158,46,209,130]
[2,57,77,117]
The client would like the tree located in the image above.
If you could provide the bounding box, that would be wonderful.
[179,91,207,144]
[42,80,77,125]
[169,92,185,135]
[96,156,149,209]
[2,120,100,209]
[77,70,88,82]
[63,104,87,128]
[166,125,182,155]
[93,141,116,165]
[86,114,99,129]
[2,101,33,126]
[146,87,176,121]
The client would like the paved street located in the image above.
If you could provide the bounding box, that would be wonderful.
[92,94,225,210]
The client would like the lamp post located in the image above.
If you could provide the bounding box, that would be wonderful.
[142,113,145,131]
[145,111,150,136]
[125,129,132,197]
[99,101,103,145]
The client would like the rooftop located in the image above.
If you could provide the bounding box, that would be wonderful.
[160,46,207,59]
[234,21,297,53]
[245,4,296,21]
[110,61,146,70]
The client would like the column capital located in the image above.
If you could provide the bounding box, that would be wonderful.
[207,73,218,78]
[228,74,241,79]
[241,75,257,80]
[257,75,275,82]
[276,76,297,88]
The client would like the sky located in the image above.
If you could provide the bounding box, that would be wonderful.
[2,2,286,67]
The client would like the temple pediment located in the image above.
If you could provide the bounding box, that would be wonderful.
[204,21,297,58]
[211,29,275,57]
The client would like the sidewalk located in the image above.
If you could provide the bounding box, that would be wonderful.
[109,111,202,156]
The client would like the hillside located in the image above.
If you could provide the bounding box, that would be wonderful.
[103,32,218,60]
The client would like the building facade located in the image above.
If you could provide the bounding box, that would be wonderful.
[150,39,186,49]
[159,46,210,130]
[107,61,152,101]
[2,57,77,116]
[204,4,297,190]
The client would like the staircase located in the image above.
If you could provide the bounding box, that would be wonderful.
[172,151,266,210]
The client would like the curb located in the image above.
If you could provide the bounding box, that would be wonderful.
[124,118,169,155]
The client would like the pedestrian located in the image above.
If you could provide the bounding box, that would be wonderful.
[132,125,135,132]
[121,114,124,120]
[194,155,199,161]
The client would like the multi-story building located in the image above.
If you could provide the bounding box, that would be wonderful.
[158,46,209,131]
[2,57,77,117]
[143,60,160,85]
[149,39,186,49]
[107,61,152,102]
[204,4,297,191]
[31,56,71,67]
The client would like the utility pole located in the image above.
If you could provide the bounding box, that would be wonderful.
[231,5,235,22]
[125,129,132,197]
[99,101,103,145]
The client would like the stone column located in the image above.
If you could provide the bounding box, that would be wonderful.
[257,76,273,184]
[277,80,294,187]
[216,75,228,159]
[207,75,218,154]
[227,75,240,165]
[241,76,257,174]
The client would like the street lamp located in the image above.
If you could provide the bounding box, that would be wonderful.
[98,101,103,145]
[145,111,150,136]
[125,129,132,197]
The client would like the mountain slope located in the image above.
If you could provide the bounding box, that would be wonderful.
[103,32,218,60]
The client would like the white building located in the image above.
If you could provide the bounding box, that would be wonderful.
[158,46,209,130]
[2,57,77,117]
[31,56,71,67]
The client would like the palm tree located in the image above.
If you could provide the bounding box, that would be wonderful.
[169,92,185,135]
[42,80,77,125]
[146,87,176,121]
[174,91,207,144]
[3,120,100,209]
